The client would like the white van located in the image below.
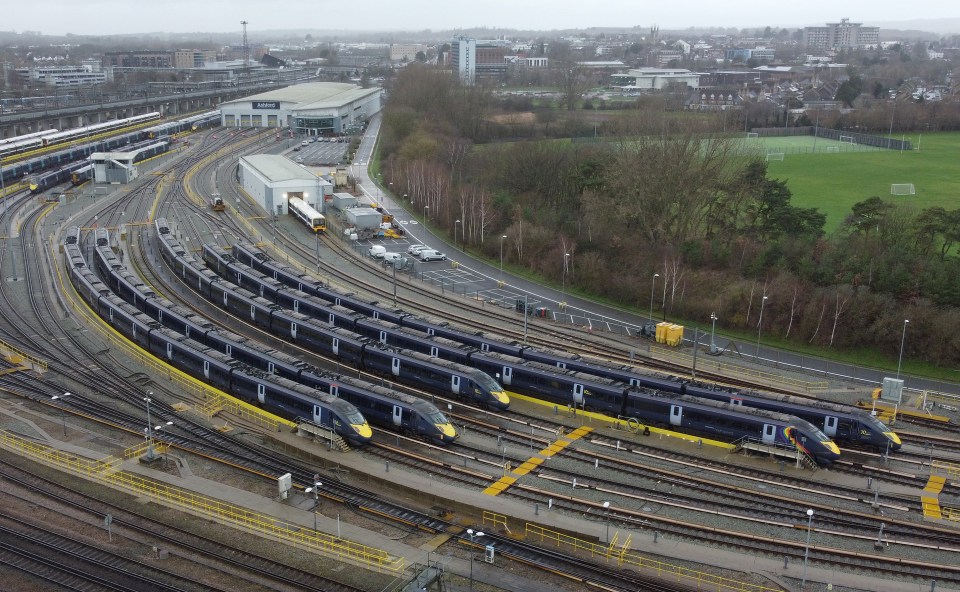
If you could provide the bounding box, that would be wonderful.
[368,245,386,258]
[418,249,447,262]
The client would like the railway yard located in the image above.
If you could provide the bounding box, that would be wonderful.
[1,118,959,592]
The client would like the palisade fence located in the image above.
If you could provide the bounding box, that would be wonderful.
[751,125,912,151]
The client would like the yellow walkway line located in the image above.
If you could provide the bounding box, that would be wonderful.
[483,427,594,496]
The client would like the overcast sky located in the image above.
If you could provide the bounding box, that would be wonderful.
[12,0,959,36]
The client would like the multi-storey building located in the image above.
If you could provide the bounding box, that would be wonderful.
[450,36,508,85]
[173,50,218,69]
[389,44,428,62]
[101,51,173,68]
[803,19,879,50]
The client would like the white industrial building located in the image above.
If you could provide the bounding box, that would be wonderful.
[238,154,333,216]
[610,68,701,90]
[220,82,381,137]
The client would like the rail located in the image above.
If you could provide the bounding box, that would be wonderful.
[0,335,48,372]
[524,523,781,592]
[0,428,404,573]
[651,345,830,391]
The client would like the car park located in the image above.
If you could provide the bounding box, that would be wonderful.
[418,249,447,262]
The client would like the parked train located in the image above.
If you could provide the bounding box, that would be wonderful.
[229,241,899,453]
[64,230,373,447]
[288,196,326,233]
[156,232,507,411]
[0,128,60,160]
[41,112,160,147]
[29,140,168,194]
[85,222,458,444]
[2,111,217,187]
[146,110,220,138]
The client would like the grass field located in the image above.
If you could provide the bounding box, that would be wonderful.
[747,132,960,232]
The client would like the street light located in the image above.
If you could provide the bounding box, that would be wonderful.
[143,394,171,462]
[454,219,462,251]
[499,235,507,283]
[467,529,485,592]
[649,273,659,323]
[710,312,718,354]
[602,501,611,543]
[561,253,571,306]
[305,479,322,532]
[423,204,429,222]
[51,392,72,436]
[896,319,909,380]
[756,295,768,359]
[801,509,814,588]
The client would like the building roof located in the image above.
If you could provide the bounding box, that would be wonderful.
[222,82,381,111]
[240,154,318,183]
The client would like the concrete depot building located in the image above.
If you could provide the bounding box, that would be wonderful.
[239,154,333,216]
[219,82,382,137]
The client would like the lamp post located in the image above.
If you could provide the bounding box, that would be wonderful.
[423,204,429,222]
[467,529,485,591]
[454,219,462,251]
[499,235,507,283]
[561,253,570,306]
[756,295,768,359]
[602,501,611,543]
[305,479,322,532]
[896,319,909,380]
[51,392,72,436]
[801,509,814,588]
[649,273,659,323]
[710,312,718,354]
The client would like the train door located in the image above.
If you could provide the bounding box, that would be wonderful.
[391,357,400,376]
[379,330,388,345]
[332,338,339,355]
[330,385,339,398]
[290,321,298,340]
[557,362,567,370]
[257,383,266,404]
[451,375,461,395]
[223,291,229,307]
[313,404,324,424]
[328,313,336,326]
[373,310,380,320]
[392,405,402,427]
[669,404,683,426]
[480,343,490,353]
[293,300,299,313]
[823,416,838,437]
[426,327,435,336]
[267,361,276,374]
[166,342,174,360]
[250,304,256,322]
[500,366,512,386]
[573,383,585,406]
[203,360,210,379]
[761,424,776,444]
[730,397,743,406]
[430,346,439,357]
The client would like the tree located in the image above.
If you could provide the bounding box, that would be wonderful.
[415,51,426,62]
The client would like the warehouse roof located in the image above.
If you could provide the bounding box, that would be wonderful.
[240,154,316,183]
[223,82,381,110]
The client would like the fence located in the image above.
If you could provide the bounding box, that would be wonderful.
[0,428,404,573]
[524,523,781,592]
[750,126,912,151]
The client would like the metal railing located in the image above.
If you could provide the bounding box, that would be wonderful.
[524,523,781,592]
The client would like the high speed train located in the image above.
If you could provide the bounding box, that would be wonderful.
[86,222,458,445]
[65,254,372,447]
[229,241,899,453]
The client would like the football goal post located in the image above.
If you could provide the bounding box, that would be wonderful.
[765,152,785,162]
[826,146,840,153]
[746,132,759,139]
[839,135,856,144]
[890,183,916,196]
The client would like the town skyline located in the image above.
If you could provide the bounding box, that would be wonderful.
[9,0,960,37]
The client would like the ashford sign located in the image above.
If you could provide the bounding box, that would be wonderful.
[252,101,281,109]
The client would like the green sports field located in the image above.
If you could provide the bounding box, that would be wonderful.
[744,132,960,232]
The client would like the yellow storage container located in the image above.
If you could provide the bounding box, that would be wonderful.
[655,322,670,344]
[666,324,685,347]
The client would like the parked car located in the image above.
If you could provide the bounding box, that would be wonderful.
[407,244,428,256]
[301,140,309,146]
[383,252,402,264]
[418,249,447,262]
[369,245,386,259]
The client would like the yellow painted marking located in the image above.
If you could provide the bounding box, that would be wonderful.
[924,475,946,494]
[922,496,942,519]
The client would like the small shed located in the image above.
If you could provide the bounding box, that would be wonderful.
[345,207,382,230]
[332,192,358,211]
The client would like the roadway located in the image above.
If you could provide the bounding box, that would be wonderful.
[348,112,958,402]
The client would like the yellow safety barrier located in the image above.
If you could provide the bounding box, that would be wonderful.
[482,511,508,533]
[942,506,960,523]
[0,428,403,573]
[932,460,960,480]
[524,523,781,592]
[0,336,48,372]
